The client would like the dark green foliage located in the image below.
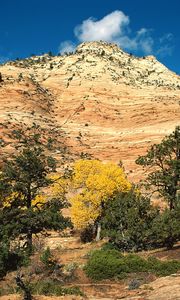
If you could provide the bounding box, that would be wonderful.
[136,126,180,210]
[151,206,180,249]
[40,247,53,266]
[146,255,180,276]
[101,242,120,251]
[84,249,125,281]
[0,239,30,279]
[0,199,70,246]
[101,190,159,251]
[85,249,180,281]
[135,127,180,248]
[0,125,71,276]
[48,51,54,57]
[0,240,9,278]
[80,225,95,243]
[40,247,57,270]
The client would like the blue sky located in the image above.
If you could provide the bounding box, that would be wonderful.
[0,0,179,73]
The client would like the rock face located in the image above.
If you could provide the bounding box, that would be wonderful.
[0,41,179,180]
[145,275,180,300]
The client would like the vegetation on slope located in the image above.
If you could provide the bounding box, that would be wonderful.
[0,125,179,297]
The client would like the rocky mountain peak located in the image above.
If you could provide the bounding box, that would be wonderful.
[74,41,180,90]
[76,41,123,55]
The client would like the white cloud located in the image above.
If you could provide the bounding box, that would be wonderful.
[159,33,173,43]
[74,11,129,42]
[137,28,149,36]
[140,38,154,54]
[156,33,174,57]
[58,11,174,57]
[115,36,138,51]
[73,10,154,55]
[58,40,76,54]
[156,44,174,57]
[114,26,154,54]
[135,28,154,54]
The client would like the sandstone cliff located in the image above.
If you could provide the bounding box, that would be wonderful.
[0,41,179,180]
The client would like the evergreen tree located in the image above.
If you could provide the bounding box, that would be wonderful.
[135,127,180,249]
[136,126,180,210]
[0,125,71,259]
[151,206,180,249]
[101,190,159,251]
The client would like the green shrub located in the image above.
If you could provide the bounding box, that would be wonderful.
[30,280,83,296]
[84,249,126,281]
[102,242,120,251]
[156,260,180,276]
[151,208,180,249]
[0,280,84,297]
[0,241,30,279]
[147,256,180,276]
[101,190,160,251]
[80,225,95,243]
[124,254,149,272]
[85,249,180,281]
[40,247,56,270]
[0,242,9,278]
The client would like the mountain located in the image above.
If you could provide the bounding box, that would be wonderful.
[0,41,179,180]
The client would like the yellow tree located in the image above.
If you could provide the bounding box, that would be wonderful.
[70,160,131,239]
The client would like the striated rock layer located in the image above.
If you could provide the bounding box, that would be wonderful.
[0,41,179,181]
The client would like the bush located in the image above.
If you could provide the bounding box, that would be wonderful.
[84,249,180,281]
[84,249,126,281]
[128,279,141,290]
[101,190,160,252]
[0,279,84,297]
[124,254,149,272]
[0,242,9,278]
[0,241,30,278]
[102,242,120,251]
[63,262,78,279]
[151,207,180,249]
[30,280,83,296]
[147,256,180,276]
[80,225,95,243]
[40,247,57,270]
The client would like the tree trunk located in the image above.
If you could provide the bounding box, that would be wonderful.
[26,185,32,253]
[27,229,32,254]
[15,274,32,300]
[166,235,174,250]
[169,198,174,211]
[165,227,175,250]
[95,223,101,241]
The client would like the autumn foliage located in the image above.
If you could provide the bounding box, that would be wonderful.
[69,160,131,229]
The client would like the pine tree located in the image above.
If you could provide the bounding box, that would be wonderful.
[136,126,180,210]
[101,190,159,251]
[0,125,71,258]
[135,127,180,249]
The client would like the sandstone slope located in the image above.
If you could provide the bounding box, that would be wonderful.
[0,41,179,180]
